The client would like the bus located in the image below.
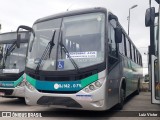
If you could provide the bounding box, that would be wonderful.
[20,7,143,110]
[0,31,29,98]
[145,0,160,104]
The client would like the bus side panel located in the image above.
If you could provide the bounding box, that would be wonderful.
[107,57,123,108]
[131,61,143,92]
[124,58,143,97]
[123,57,131,96]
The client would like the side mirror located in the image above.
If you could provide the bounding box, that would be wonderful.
[16,34,21,48]
[109,14,118,21]
[115,27,122,43]
[17,25,34,33]
[17,25,35,51]
[145,7,155,27]
[155,0,160,4]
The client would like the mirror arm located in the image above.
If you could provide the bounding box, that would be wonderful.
[155,0,160,4]
[155,12,159,17]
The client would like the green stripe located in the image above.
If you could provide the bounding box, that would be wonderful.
[81,74,98,88]
[26,75,36,86]
[0,75,24,88]
[14,76,24,87]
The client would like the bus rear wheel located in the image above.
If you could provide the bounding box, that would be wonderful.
[135,80,140,95]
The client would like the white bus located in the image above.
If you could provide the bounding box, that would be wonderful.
[0,31,29,98]
[145,0,160,104]
[20,7,143,110]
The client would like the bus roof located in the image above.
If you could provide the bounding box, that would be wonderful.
[34,7,107,24]
[0,31,30,44]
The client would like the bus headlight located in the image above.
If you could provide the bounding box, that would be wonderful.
[83,77,105,93]
[25,81,35,91]
[95,81,102,87]
[84,88,90,92]
[89,85,95,90]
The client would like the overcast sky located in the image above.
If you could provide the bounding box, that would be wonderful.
[0,0,159,75]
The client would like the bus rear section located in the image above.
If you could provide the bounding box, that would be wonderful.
[24,7,142,111]
[0,31,29,98]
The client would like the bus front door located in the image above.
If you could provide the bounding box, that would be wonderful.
[151,55,160,104]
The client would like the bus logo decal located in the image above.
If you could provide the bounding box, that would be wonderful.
[54,83,59,89]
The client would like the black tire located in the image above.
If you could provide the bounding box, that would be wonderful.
[135,80,140,95]
[18,97,25,101]
[116,88,125,110]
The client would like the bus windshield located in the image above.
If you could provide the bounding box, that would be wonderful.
[3,43,28,73]
[26,12,105,71]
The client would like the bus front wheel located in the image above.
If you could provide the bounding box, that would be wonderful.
[116,87,125,110]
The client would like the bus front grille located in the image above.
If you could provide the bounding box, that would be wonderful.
[0,89,13,95]
[37,96,82,108]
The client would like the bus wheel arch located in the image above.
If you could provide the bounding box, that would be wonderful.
[116,78,126,110]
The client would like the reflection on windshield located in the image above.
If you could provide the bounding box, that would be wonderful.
[4,43,28,73]
[26,18,62,71]
[58,13,105,70]
[35,30,56,73]
[59,33,79,71]
[27,12,105,71]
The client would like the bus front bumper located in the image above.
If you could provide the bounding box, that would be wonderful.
[25,81,107,111]
[0,86,25,98]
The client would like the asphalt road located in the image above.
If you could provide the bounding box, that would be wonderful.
[0,92,160,120]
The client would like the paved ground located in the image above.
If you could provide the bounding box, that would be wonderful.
[0,92,160,120]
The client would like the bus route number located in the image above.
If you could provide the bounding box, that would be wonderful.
[54,83,82,89]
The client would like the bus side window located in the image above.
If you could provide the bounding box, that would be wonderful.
[108,23,117,57]
[136,50,139,64]
[137,51,139,64]
[108,21,118,69]
[131,44,134,61]
[133,46,136,62]
[140,55,142,66]
[126,37,131,58]
[119,33,125,55]
[130,42,132,60]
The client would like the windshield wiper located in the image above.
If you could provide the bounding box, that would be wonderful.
[48,31,56,58]
[3,41,17,68]
[59,30,79,71]
[35,30,56,73]
[4,41,17,60]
